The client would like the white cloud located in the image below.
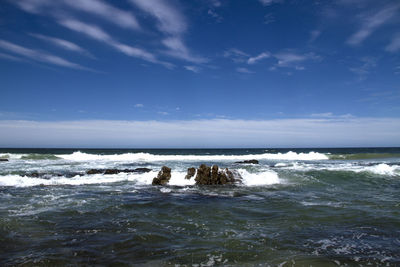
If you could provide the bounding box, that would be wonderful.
[162,37,207,64]
[134,104,144,108]
[30,33,93,57]
[63,0,140,30]
[385,34,400,53]
[129,0,206,64]
[58,18,172,67]
[247,52,270,64]
[0,39,91,71]
[184,65,201,73]
[236,67,254,74]
[157,112,169,116]
[347,4,400,46]
[0,118,399,147]
[223,48,250,63]
[273,52,319,70]
[14,0,140,30]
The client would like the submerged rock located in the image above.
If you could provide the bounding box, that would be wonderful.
[86,168,152,175]
[235,159,259,164]
[152,166,172,185]
[185,167,196,180]
[195,164,239,185]
[0,159,8,162]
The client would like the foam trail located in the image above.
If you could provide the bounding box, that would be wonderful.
[238,169,280,186]
[58,151,328,162]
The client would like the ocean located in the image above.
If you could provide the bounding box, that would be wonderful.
[0,148,399,266]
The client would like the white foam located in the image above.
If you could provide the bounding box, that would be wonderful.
[238,169,280,186]
[0,172,158,187]
[58,151,328,162]
[169,171,196,186]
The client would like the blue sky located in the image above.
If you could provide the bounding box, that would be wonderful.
[0,0,399,147]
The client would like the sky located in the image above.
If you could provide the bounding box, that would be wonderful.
[0,0,399,147]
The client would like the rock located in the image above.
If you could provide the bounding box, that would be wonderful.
[87,168,152,175]
[235,159,259,164]
[30,172,40,178]
[87,169,104,175]
[0,159,8,162]
[104,169,119,175]
[152,166,172,185]
[185,167,196,179]
[195,164,239,185]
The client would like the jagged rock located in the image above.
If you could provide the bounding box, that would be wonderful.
[0,159,8,162]
[195,164,239,185]
[235,159,259,164]
[87,168,152,175]
[185,167,196,179]
[152,166,171,185]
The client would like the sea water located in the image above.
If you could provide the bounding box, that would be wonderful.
[0,148,399,265]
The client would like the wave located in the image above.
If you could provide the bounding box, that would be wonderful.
[0,169,282,187]
[277,163,399,176]
[0,153,61,160]
[58,151,329,162]
[328,153,400,160]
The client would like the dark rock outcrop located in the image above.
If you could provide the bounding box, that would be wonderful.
[152,166,171,185]
[194,164,239,185]
[235,159,259,164]
[86,168,152,175]
[185,167,196,180]
[0,159,8,162]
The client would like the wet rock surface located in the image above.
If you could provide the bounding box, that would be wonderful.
[195,164,238,185]
[152,166,172,185]
[235,159,259,164]
[0,159,8,162]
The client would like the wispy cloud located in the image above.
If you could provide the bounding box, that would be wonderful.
[385,34,400,53]
[0,52,24,62]
[349,57,377,81]
[129,0,206,64]
[184,65,201,73]
[309,30,321,43]
[273,52,320,70]
[236,67,254,74]
[347,3,400,46]
[248,52,270,64]
[1,118,399,147]
[59,18,172,68]
[0,39,91,71]
[134,104,144,108]
[14,0,140,30]
[264,13,275,25]
[223,48,250,63]
[30,33,93,57]
[258,0,283,6]
[63,0,140,30]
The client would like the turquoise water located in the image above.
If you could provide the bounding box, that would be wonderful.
[0,148,399,266]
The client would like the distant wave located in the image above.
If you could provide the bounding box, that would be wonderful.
[57,151,329,162]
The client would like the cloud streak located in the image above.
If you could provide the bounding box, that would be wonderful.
[30,33,93,57]
[129,0,206,64]
[347,3,400,46]
[58,18,172,68]
[0,118,399,148]
[0,39,91,71]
